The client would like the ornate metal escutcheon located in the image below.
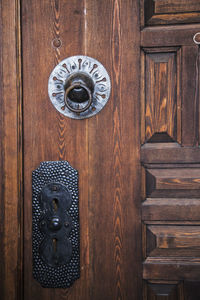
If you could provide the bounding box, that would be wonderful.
[32,161,79,288]
[48,55,111,119]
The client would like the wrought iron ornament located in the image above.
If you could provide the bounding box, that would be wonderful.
[48,55,111,119]
[32,161,80,288]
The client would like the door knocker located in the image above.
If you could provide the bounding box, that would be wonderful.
[48,55,111,119]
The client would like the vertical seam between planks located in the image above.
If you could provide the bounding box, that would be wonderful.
[84,0,90,298]
[16,0,24,298]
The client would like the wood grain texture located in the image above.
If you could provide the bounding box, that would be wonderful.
[147,13,200,26]
[143,0,200,26]
[141,144,200,163]
[154,0,200,14]
[5,1,200,299]
[86,0,141,299]
[146,225,200,257]
[182,46,199,146]
[141,24,200,47]
[0,0,23,299]
[146,168,200,198]
[144,280,200,300]
[141,15,200,297]
[142,48,180,143]
[144,281,182,300]
[143,257,200,281]
[22,1,89,299]
[0,1,4,296]
[22,0,141,299]
[142,198,200,221]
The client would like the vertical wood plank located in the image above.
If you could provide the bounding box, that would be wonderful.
[22,1,89,299]
[182,46,199,146]
[0,1,4,297]
[86,0,141,299]
[0,0,23,299]
[176,48,182,144]
[141,50,145,144]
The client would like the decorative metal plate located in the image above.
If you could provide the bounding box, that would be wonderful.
[32,161,80,288]
[48,55,111,119]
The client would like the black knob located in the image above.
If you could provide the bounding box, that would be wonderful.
[49,216,62,231]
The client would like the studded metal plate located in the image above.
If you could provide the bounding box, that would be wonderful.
[48,55,111,119]
[32,161,80,288]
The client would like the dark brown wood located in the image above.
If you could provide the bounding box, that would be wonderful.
[182,46,199,146]
[154,0,200,13]
[141,144,200,164]
[143,257,200,281]
[86,1,141,299]
[146,168,200,198]
[22,0,141,299]
[147,13,200,26]
[22,1,89,299]
[141,3,200,297]
[142,47,181,143]
[146,225,200,257]
[0,0,23,299]
[141,25,200,47]
[144,281,182,300]
[143,0,200,26]
[142,198,200,221]
[184,281,200,300]
[2,1,200,299]
[0,1,4,297]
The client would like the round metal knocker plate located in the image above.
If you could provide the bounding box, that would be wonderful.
[48,55,111,119]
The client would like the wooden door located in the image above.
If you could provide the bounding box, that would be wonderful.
[1,1,200,299]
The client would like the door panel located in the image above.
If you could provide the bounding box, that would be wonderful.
[141,1,200,299]
[1,0,200,299]
[142,0,200,25]
[22,0,141,299]
[141,47,181,143]
[144,281,183,300]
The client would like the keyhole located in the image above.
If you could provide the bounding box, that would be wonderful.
[53,238,57,253]
[52,198,58,212]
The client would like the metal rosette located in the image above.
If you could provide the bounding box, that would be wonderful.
[48,55,111,119]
